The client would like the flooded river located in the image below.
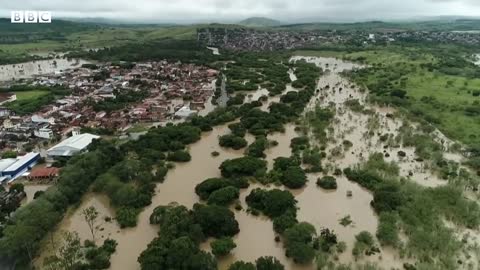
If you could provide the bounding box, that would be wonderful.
[36,56,468,269]
[0,58,88,81]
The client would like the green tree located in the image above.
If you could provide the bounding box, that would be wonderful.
[192,204,240,238]
[246,188,297,218]
[44,231,82,270]
[195,178,231,200]
[283,222,317,264]
[167,150,191,162]
[82,206,99,242]
[219,134,248,150]
[256,256,285,270]
[207,186,240,206]
[281,166,307,189]
[9,183,24,193]
[316,176,337,190]
[220,157,267,178]
[273,211,298,234]
[210,237,237,257]
[229,261,256,270]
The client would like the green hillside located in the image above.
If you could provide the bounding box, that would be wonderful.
[238,17,281,27]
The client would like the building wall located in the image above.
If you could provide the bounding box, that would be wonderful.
[1,154,40,180]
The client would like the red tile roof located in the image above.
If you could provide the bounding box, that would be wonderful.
[28,167,59,179]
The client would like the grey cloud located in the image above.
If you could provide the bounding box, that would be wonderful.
[0,0,479,23]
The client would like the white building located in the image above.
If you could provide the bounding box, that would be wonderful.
[34,127,54,139]
[31,114,55,125]
[174,106,197,118]
[47,133,100,157]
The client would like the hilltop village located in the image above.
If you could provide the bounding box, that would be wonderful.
[198,27,480,51]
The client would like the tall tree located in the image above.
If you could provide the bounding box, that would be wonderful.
[44,231,82,270]
[82,206,99,242]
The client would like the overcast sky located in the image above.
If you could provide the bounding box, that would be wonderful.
[1,0,480,23]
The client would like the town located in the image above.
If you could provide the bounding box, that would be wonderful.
[198,26,480,51]
[0,58,218,210]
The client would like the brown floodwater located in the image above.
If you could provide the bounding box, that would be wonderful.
[36,56,472,270]
[22,184,52,205]
[0,58,89,81]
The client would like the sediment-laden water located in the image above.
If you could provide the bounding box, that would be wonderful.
[0,58,88,81]
[36,56,470,270]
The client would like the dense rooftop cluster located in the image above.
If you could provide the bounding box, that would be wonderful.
[0,60,218,152]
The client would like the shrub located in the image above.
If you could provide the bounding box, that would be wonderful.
[195,178,231,200]
[167,150,191,162]
[192,203,240,238]
[220,157,267,178]
[219,134,248,150]
[273,211,298,233]
[246,188,297,218]
[207,186,240,206]
[211,237,236,257]
[316,176,337,190]
[116,207,140,228]
[256,256,285,270]
[281,166,307,189]
[284,222,317,264]
[229,261,256,270]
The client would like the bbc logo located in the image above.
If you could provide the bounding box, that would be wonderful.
[11,11,52,23]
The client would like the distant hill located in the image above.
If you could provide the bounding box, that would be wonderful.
[238,17,281,27]
[279,19,480,32]
[0,18,100,43]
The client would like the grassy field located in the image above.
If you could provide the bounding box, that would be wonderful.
[292,50,344,58]
[14,90,49,101]
[338,46,480,148]
[0,24,198,64]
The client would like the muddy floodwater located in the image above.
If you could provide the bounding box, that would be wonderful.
[0,58,88,81]
[22,184,52,205]
[37,56,468,269]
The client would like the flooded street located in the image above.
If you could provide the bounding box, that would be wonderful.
[36,56,470,270]
[0,58,88,81]
[22,184,52,205]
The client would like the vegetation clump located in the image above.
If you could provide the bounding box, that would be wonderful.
[316,176,337,190]
[220,157,267,178]
[219,134,248,150]
[211,237,237,257]
[207,186,240,206]
[140,202,240,270]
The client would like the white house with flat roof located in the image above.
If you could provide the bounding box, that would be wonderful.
[47,133,100,157]
[174,106,197,118]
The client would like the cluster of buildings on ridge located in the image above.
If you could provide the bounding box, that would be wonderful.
[198,27,480,51]
[198,27,332,51]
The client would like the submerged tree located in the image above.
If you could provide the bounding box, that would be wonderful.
[82,206,99,242]
[43,231,82,270]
